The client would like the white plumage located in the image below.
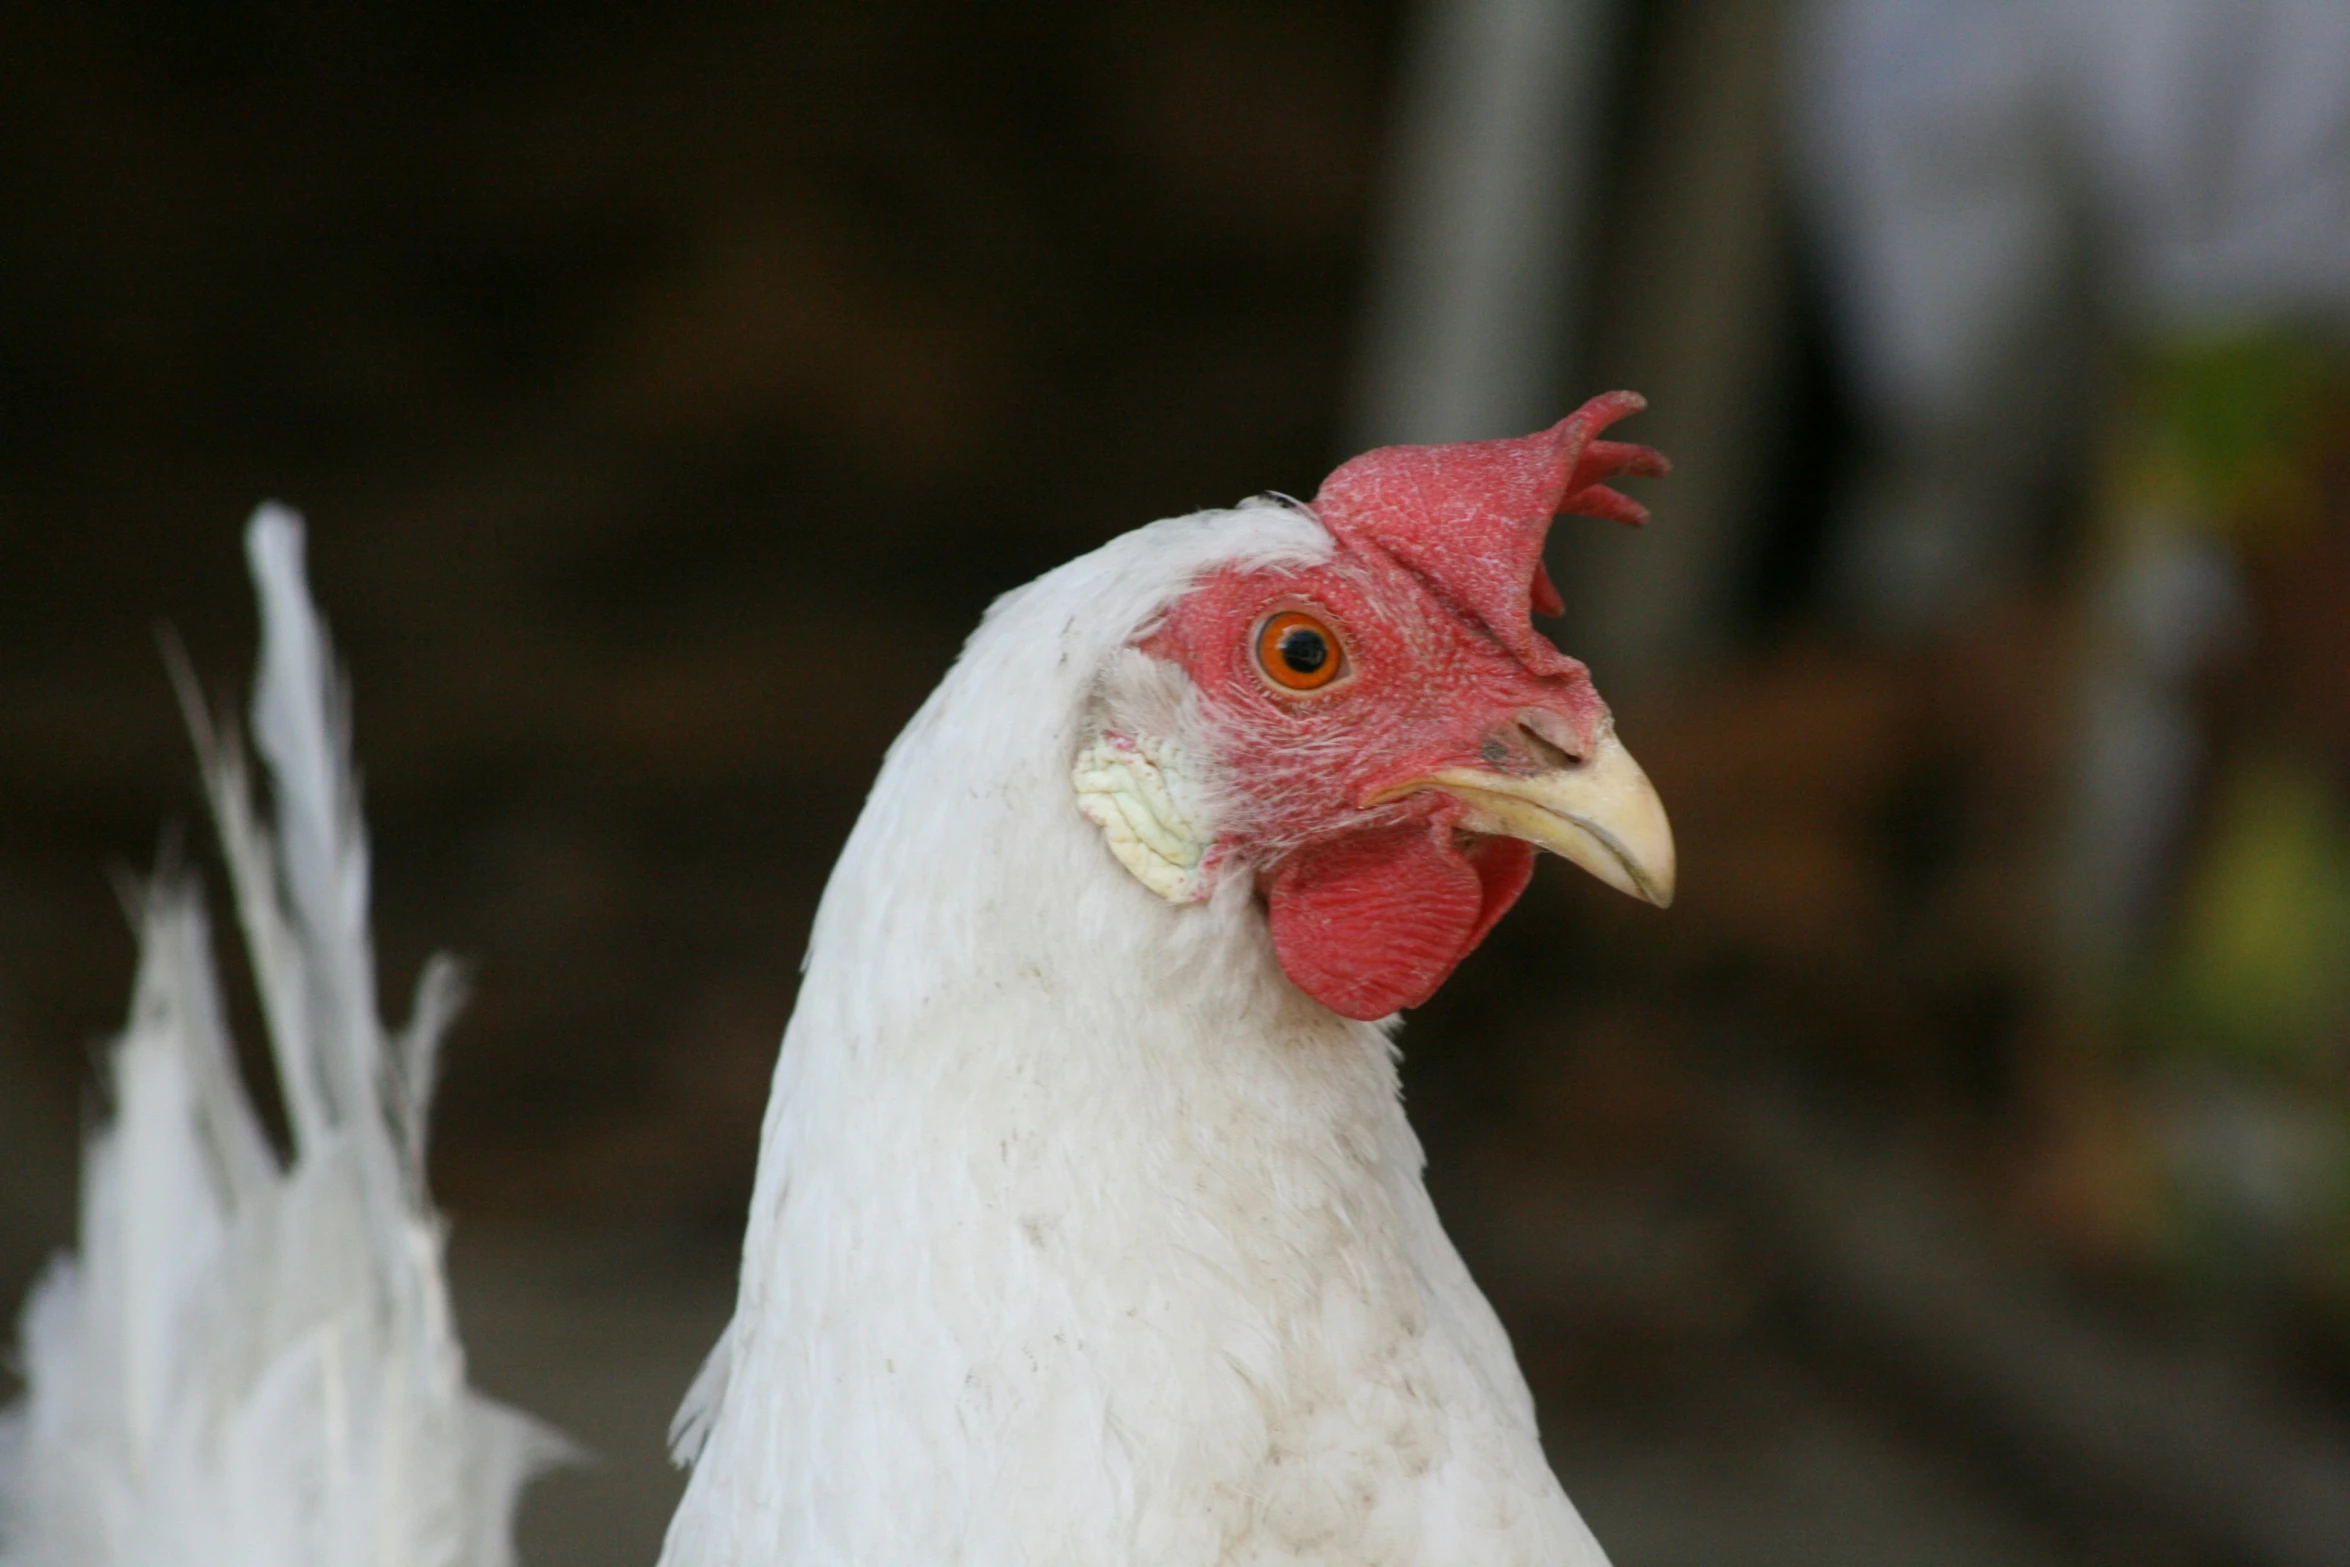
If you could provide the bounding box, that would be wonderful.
[658,500,1609,1565]
[0,509,564,1567]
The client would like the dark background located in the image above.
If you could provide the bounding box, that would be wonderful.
[0,0,1402,1220]
[4,5,2345,1566]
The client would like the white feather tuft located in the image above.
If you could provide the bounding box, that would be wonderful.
[0,505,569,1567]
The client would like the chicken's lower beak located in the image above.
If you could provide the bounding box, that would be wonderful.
[1411,731,1676,908]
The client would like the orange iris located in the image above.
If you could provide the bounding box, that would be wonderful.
[1254,610,1344,692]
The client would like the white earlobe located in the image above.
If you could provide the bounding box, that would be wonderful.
[1073,730,1212,903]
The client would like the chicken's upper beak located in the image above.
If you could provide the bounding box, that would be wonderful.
[1386,729,1676,908]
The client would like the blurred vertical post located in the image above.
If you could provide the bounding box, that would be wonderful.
[1348,0,1625,450]
[1569,0,1795,688]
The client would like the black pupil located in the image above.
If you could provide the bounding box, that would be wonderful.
[1277,626,1328,675]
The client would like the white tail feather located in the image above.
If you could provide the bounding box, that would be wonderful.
[0,506,569,1567]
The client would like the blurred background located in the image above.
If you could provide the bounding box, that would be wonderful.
[3,1,2348,1562]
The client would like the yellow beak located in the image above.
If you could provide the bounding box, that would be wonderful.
[1397,728,1676,908]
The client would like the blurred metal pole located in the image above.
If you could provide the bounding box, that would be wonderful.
[1566,0,1795,691]
[1348,0,1626,449]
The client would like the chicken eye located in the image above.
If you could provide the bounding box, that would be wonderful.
[1253,610,1345,692]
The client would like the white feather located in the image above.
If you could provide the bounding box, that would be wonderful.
[0,505,567,1567]
[660,499,1610,1566]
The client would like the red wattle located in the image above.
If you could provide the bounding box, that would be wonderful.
[1460,834,1537,952]
[1265,825,1536,1020]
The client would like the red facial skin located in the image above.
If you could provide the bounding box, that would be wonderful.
[1149,552,1604,1020]
[1146,392,1666,1021]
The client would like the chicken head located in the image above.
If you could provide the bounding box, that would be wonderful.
[1083,391,1675,1022]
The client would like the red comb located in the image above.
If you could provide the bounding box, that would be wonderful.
[1309,390,1667,670]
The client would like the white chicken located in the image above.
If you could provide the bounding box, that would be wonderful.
[660,390,1672,1565]
[3,394,1673,1567]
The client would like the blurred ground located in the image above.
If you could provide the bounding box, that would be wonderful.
[4,4,2347,1565]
